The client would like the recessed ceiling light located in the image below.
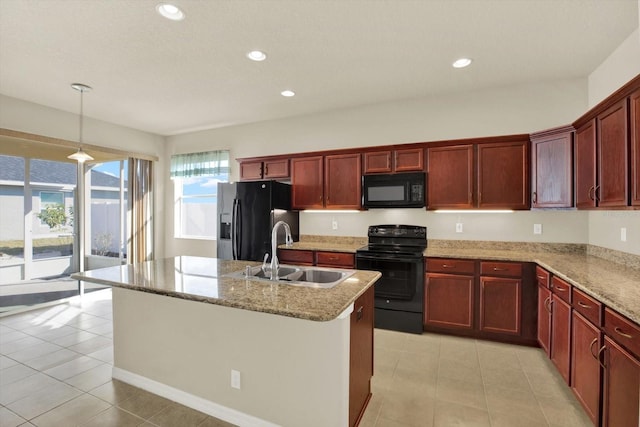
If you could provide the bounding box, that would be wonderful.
[156,3,185,21]
[281,90,295,97]
[247,51,267,61]
[452,58,472,68]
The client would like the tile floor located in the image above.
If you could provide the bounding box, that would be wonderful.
[1,289,591,427]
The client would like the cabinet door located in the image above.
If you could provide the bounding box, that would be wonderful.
[349,286,374,427]
[597,99,629,207]
[291,156,324,209]
[571,311,601,425]
[239,161,263,181]
[363,151,392,174]
[531,131,573,208]
[277,249,314,266]
[479,277,521,335]
[478,141,529,209]
[575,120,597,208]
[394,148,424,172]
[631,89,640,206]
[325,153,361,209]
[538,284,552,356]
[603,336,640,427]
[426,145,474,209]
[551,295,572,385]
[424,273,474,330]
[263,159,289,179]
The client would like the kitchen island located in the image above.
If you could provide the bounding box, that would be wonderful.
[72,256,381,427]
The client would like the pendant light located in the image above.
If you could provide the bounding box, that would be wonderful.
[67,83,94,163]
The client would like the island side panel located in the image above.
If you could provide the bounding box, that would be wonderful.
[111,287,351,427]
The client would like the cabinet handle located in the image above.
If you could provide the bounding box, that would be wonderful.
[387,156,391,170]
[577,301,591,309]
[441,264,455,268]
[589,337,599,360]
[356,306,364,321]
[594,185,600,202]
[544,296,552,314]
[537,275,546,280]
[492,267,508,272]
[532,191,537,204]
[554,285,567,292]
[614,326,633,339]
[264,165,268,175]
[588,186,595,201]
[597,345,607,369]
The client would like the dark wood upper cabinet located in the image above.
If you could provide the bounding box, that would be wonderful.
[597,99,629,207]
[575,119,597,208]
[426,144,474,209]
[478,141,530,209]
[530,126,574,208]
[239,158,290,181]
[631,88,640,206]
[363,148,423,174]
[325,153,361,209]
[291,156,324,210]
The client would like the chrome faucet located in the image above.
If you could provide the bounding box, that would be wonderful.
[268,220,293,276]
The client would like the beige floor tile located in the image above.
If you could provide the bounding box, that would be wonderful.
[377,388,435,426]
[117,388,172,420]
[477,348,521,371]
[64,362,113,391]
[436,376,487,410]
[22,348,82,371]
[375,329,409,350]
[0,329,30,345]
[375,347,402,373]
[0,354,19,369]
[439,346,480,369]
[374,416,422,427]
[67,335,112,355]
[85,322,113,337]
[0,372,60,405]
[360,392,383,426]
[6,341,63,363]
[80,406,145,427]
[30,393,111,427]
[516,346,554,372]
[43,355,104,380]
[1,335,45,354]
[438,358,483,384]
[484,383,547,422]
[23,324,80,342]
[396,350,439,374]
[433,400,491,427]
[0,363,37,386]
[0,312,36,328]
[147,403,209,427]
[391,364,437,397]
[86,346,114,364]
[66,314,112,330]
[489,408,550,427]
[5,380,82,420]
[524,366,576,402]
[89,380,141,405]
[196,416,238,427]
[0,406,27,427]
[538,396,593,427]
[54,330,100,348]
[481,365,532,391]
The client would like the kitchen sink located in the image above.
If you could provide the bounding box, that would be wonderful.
[225,265,356,288]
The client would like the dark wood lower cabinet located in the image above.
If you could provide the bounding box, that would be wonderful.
[479,276,521,335]
[551,295,572,384]
[603,336,640,427]
[571,311,601,425]
[349,286,374,427]
[424,273,474,330]
[537,284,552,356]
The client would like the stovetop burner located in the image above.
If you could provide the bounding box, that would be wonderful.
[359,224,427,254]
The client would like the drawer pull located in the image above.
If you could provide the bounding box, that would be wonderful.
[597,345,607,369]
[441,264,455,268]
[492,267,508,272]
[356,306,364,321]
[537,275,546,280]
[577,301,591,309]
[589,338,599,360]
[614,327,633,339]
[544,297,552,314]
[554,285,567,292]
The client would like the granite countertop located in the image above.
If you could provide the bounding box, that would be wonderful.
[423,247,640,324]
[72,257,381,322]
[283,241,364,253]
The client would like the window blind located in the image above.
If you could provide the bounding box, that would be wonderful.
[170,150,229,178]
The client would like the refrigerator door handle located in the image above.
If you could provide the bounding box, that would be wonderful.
[232,199,238,260]
[234,199,242,260]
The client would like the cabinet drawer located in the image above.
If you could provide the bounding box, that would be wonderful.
[572,288,602,327]
[551,276,572,304]
[426,258,475,275]
[277,249,314,266]
[535,266,550,288]
[480,261,522,277]
[316,251,355,268]
[604,308,640,359]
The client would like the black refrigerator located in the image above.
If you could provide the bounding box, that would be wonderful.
[217,181,299,261]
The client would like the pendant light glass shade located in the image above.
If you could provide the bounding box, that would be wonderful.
[68,83,94,163]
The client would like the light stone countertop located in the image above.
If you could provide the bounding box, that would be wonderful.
[282,238,640,325]
[72,257,381,322]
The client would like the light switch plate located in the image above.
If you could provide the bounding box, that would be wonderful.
[455,223,463,233]
[231,370,241,389]
[332,220,338,230]
[533,224,542,235]
[621,227,627,242]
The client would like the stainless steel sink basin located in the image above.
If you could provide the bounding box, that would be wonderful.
[225,265,356,288]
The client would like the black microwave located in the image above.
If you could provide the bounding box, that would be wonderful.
[362,172,426,208]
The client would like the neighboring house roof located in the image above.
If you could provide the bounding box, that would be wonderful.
[0,156,125,188]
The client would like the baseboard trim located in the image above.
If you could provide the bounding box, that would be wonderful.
[112,367,280,427]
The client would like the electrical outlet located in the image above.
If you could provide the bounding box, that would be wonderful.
[231,370,241,389]
[533,224,542,235]
[621,227,627,242]
[455,223,463,233]
[332,219,338,230]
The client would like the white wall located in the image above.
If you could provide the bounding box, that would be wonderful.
[164,78,589,257]
[0,95,167,258]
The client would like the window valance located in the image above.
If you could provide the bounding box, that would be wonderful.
[170,150,229,178]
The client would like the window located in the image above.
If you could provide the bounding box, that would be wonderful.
[171,151,229,239]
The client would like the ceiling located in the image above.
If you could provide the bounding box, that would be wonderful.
[0,0,637,137]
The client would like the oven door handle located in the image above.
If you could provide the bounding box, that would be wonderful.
[356,253,422,261]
